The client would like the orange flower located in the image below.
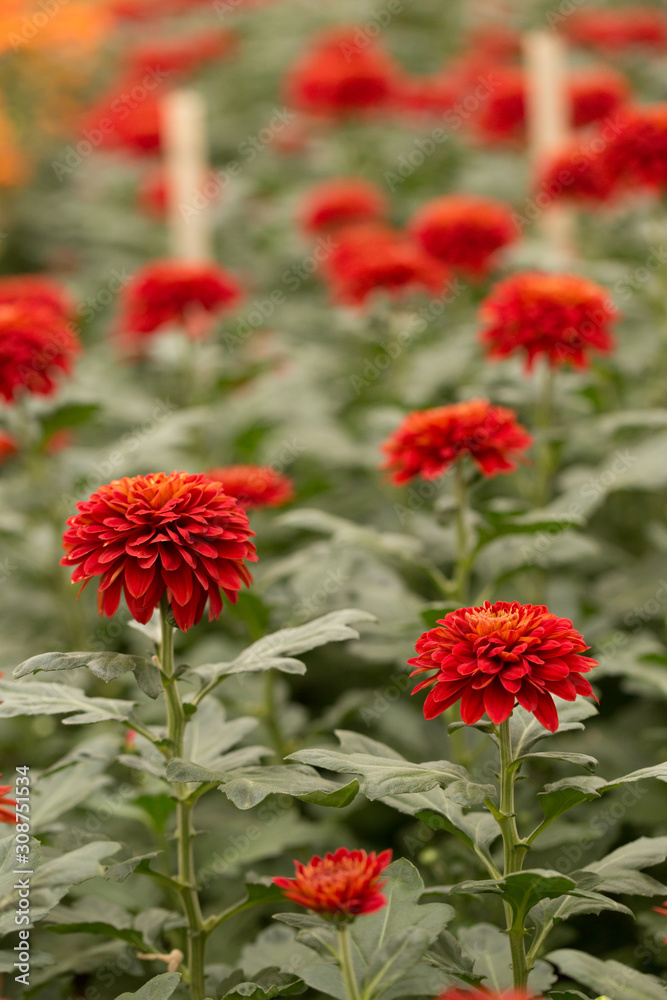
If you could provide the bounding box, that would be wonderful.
[410,195,518,278]
[598,103,667,193]
[322,223,448,306]
[274,848,392,919]
[285,27,398,117]
[410,601,598,732]
[562,5,667,53]
[0,302,79,403]
[206,466,294,509]
[119,260,243,342]
[479,272,617,370]
[61,471,257,631]
[381,399,532,484]
[300,178,387,234]
[0,777,16,825]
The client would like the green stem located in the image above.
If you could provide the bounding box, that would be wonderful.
[159,603,206,1000]
[497,720,530,990]
[337,924,361,1000]
[454,462,471,604]
[534,362,555,508]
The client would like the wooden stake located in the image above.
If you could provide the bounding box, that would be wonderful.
[161,89,211,262]
[523,30,573,256]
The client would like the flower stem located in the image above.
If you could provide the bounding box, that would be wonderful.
[497,720,530,990]
[534,362,555,507]
[337,924,361,1000]
[159,603,206,1000]
[454,462,471,603]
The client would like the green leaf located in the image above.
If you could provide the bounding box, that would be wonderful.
[603,763,667,790]
[31,757,112,831]
[537,776,606,827]
[113,972,182,1000]
[579,836,667,896]
[548,993,591,1000]
[40,402,99,438]
[361,926,433,998]
[209,879,285,930]
[47,920,146,949]
[104,851,163,883]
[194,609,375,685]
[286,747,468,800]
[221,766,359,810]
[459,923,556,994]
[548,950,667,1000]
[0,679,135,724]
[14,650,160,698]
[510,700,599,758]
[451,870,583,928]
[219,967,305,999]
[519,752,599,773]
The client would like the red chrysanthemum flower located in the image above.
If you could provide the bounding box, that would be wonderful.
[0,776,16,825]
[410,195,518,278]
[381,399,532,485]
[537,140,618,206]
[124,30,236,79]
[81,71,168,157]
[0,432,19,465]
[322,223,448,306]
[410,601,598,732]
[61,471,257,632]
[568,67,631,129]
[479,272,617,370]
[598,103,667,193]
[472,67,525,143]
[300,178,387,234]
[120,260,243,341]
[206,465,295,509]
[0,302,80,403]
[137,165,221,218]
[274,848,392,919]
[0,274,74,319]
[285,28,398,117]
[392,71,459,118]
[563,5,667,53]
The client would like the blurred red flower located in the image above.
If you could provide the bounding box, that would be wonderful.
[569,67,631,128]
[124,30,236,79]
[206,465,295,508]
[120,260,242,341]
[410,600,598,732]
[598,103,667,192]
[410,194,518,277]
[300,178,387,233]
[61,471,257,631]
[0,433,18,465]
[563,5,667,52]
[537,140,618,205]
[285,27,398,117]
[0,274,74,319]
[0,303,80,403]
[392,71,459,118]
[274,848,392,918]
[471,66,525,143]
[323,223,448,306]
[81,78,164,156]
[0,777,16,825]
[479,272,616,369]
[381,399,532,484]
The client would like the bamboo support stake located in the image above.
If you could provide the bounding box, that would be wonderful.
[522,30,573,257]
[161,89,211,262]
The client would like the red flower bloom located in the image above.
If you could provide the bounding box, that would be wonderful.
[472,67,525,143]
[0,432,19,464]
[81,74,165,156]
[410,195,518,278]
[598,103,667,193]
[0,302,80,403]
[285,28,398,117]
[381,399,532,485]
[125,30,236,79]
[322,223,448,306]
[392,71,458,118]
[0,777,16,825]
[300,178,387,234]
[563,5,667,53]
[206,465,295,509]
[120,260,242,341]
[274,848,392,919]
[464,25,522,62]
[0,274,74,319]
[138,165,221,218]
[410,600,598,732]
[537,140,618,205]
[479,272,616,370]
[568,67,631,129]
[61,471,257,632]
